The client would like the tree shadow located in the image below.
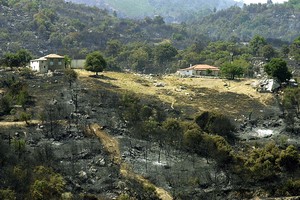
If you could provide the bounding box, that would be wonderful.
[88,74,117,80]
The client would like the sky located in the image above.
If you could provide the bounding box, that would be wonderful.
[240,0,288,4]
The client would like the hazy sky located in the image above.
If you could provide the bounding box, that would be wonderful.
[241,0,288,4]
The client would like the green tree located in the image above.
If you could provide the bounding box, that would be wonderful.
[278,145,299,172]
[12,139,26,159]
[261,44,276,60]
[195,111,236,141]
[16,49,32,67]
[249,35,267,56]
[64,55,72,68]
[30,166,65,200]
[153,15,165,25]
[290,36,300,62]
[206,135,233,168]
[264,58,291,82]
[154,41,178,68]
[220,59,249,80]
[121,92,141,125]
[2,49,32,67]
[129,47,149,72]
[280,44,290,58]
[183,128,203,154]
[64,68,78,87]
[0,96,11,115]
[0,189,16,200]
[106,39,122,57]
[162,118,183,147]
[17,89,30,110]
[2,53,19,67]
[20,112,31,125]
[244,142,280,181]
[84,51,107,76]
[282,87,300,117]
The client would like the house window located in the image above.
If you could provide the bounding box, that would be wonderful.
[58,61,62,65]
[50,61,54,65]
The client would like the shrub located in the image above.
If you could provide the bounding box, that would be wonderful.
[278,145,299,172]
[195,111,236,141]
[275,179,300,196]
[0,189,16,200]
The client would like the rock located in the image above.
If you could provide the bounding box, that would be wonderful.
[78,170,88,181]
[96,157,106,167]
[154,82,165,87]
[89,166,98,173]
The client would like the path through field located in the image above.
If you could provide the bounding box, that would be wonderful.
[90,123,173,200]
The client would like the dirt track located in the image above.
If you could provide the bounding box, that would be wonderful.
[0,120,40,127]
[90,123,173,200]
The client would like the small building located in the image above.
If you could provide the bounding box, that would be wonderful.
[177,64,220,77]
[30,54,65,73]
[71,59,85,69]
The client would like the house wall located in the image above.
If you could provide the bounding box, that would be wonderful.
[47,58,65,71]
[177,70,193,76]
[30,60,48,73]
[71,59,85,69]
[195,70,219,76]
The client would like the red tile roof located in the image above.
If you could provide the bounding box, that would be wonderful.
[179,64,219,71]
[193,64,219,71]
[44,54,64,59]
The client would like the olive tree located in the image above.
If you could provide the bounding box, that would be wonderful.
[264,58,291,83]
[84,51,107,76]
[220,59,249,80]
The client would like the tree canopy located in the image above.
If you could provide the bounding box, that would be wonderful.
[84,51,107,75]
[264,58,292,82]
[220,59,249,80]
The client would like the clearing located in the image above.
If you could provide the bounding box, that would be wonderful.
[77,70,276,119]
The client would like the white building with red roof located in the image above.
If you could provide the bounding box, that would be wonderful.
[177,64,220,77]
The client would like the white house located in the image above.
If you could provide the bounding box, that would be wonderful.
[30,57,48,73]
[177,64,220,77]
[30,54,65,73]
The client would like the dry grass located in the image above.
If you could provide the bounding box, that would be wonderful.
[77,70,274,118]
[77,70,272,103]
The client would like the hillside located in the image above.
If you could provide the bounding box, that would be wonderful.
[69,0,242,22]
[0,0,300,62]
[193,3,300,42]
[0,68,299,199]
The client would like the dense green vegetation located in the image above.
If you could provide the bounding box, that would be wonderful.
[69,0,241,21]
[0,0,300,74]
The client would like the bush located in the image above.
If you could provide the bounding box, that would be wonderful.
[275,179,300,196]
[195,111,236,141]
[0,189,16,200]
[278,145,299,172]
[0,96,11,115]
[243,142,281,181]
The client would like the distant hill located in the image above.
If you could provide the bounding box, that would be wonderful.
[0,0,299,61]
[68,0,243,22]
[191,2,300,43]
